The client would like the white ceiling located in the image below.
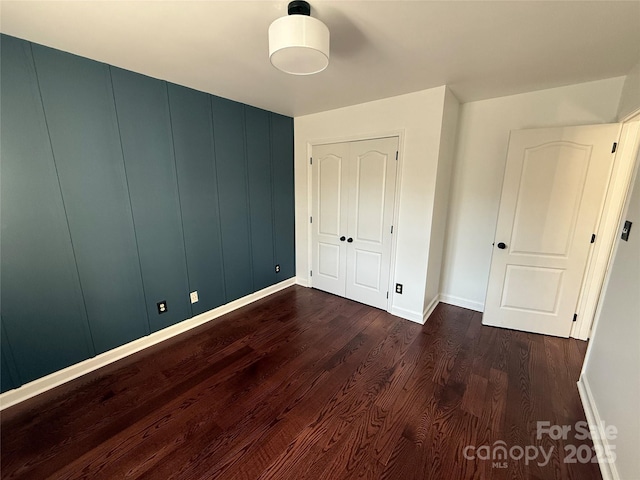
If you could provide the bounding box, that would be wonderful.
[1,1,639,117]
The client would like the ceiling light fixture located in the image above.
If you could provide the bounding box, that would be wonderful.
[268,1,329,75]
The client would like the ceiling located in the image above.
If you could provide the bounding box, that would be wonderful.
[1,1,639,117]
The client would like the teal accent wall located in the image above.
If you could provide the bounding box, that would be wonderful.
[271,113,296,279]
[0,34,296,393]
[246,106,278,291]
[167,84,227,316]
[111,67,193,332]
[31,45,150,353]
[211,97,255,301]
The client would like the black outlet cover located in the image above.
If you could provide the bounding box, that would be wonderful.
[157,301,168,314]
[395,283,403,294]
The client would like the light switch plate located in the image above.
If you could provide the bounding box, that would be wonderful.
[190,291,199,304]
[622,220,632,242]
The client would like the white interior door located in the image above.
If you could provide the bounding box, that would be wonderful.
[483,124,620,337]
[311,142,349,297]
[345,137,398,309]
[311,137,398,310]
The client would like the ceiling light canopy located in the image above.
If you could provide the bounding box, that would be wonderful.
[269,1,329,75]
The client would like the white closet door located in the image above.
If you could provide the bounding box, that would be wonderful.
[311,142,349,296]
[345,137,398,309]
[311,137,398,310]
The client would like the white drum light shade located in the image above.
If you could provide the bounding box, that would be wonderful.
[269,8,329,75]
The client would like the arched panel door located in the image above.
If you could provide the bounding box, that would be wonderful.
[484,124,620,337]
[345,138,398,309]
[312,143,349,297]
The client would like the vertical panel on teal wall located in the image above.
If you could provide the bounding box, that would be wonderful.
[110,68,191,331]
[271,113,296,278]
[1,321,21,392]
[168,84,226,315]
[0,35,95,383]
[245,106,277,290]
[31,45,150,353]
[1,356,16,393]
[1,352,17,393]
[211,96,254,301]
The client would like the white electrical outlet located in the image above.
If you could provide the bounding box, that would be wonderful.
[190,291,199,304]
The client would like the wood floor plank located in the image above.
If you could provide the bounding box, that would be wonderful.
[165,312,394,480]
[251,318,413,480]
[461,373,489,418]
[0,287,602,480]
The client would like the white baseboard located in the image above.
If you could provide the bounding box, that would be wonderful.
[297,280,428,325]
[577,375,619,480]
[390,305,424,324]
[0,278,297,411]
[423,296,440,323]
[439,293,484,312]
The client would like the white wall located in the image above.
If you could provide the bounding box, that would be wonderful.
[580,147,640,480]
[618,59,640,120]
[294,86,448,321]
[424,88,459,313]
[440,77,625,311]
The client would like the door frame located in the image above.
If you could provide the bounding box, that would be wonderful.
[306,130,405,312]
[570,113,640,339]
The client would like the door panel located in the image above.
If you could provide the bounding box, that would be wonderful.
[345,138,398,309]
[501,265,564,313]
[354,250,382,289]
[312,143,349,296]
[318,243,341,279]
[354,150,387,243]
[510,143,591,257]
[319,155,343,236]
[484,124,620,337]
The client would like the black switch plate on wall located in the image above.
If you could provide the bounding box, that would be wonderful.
[622,220,632,241]
[395,283,403,294]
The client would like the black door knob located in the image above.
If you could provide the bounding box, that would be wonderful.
[339,236,346,241]
[347,237,353,243]
[497,242,507,249]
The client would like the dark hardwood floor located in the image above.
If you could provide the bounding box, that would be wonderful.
[1,286,601,479]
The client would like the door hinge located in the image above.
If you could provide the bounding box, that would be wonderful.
[386,291,389,299]
[395,151,398,161]
[310,157,313,165]
[310,270,313,277]
[591,233,596,244]
[310,216,312,223]
[611,142,617,153]
[573,313,577,322]
[391,225,393,234]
